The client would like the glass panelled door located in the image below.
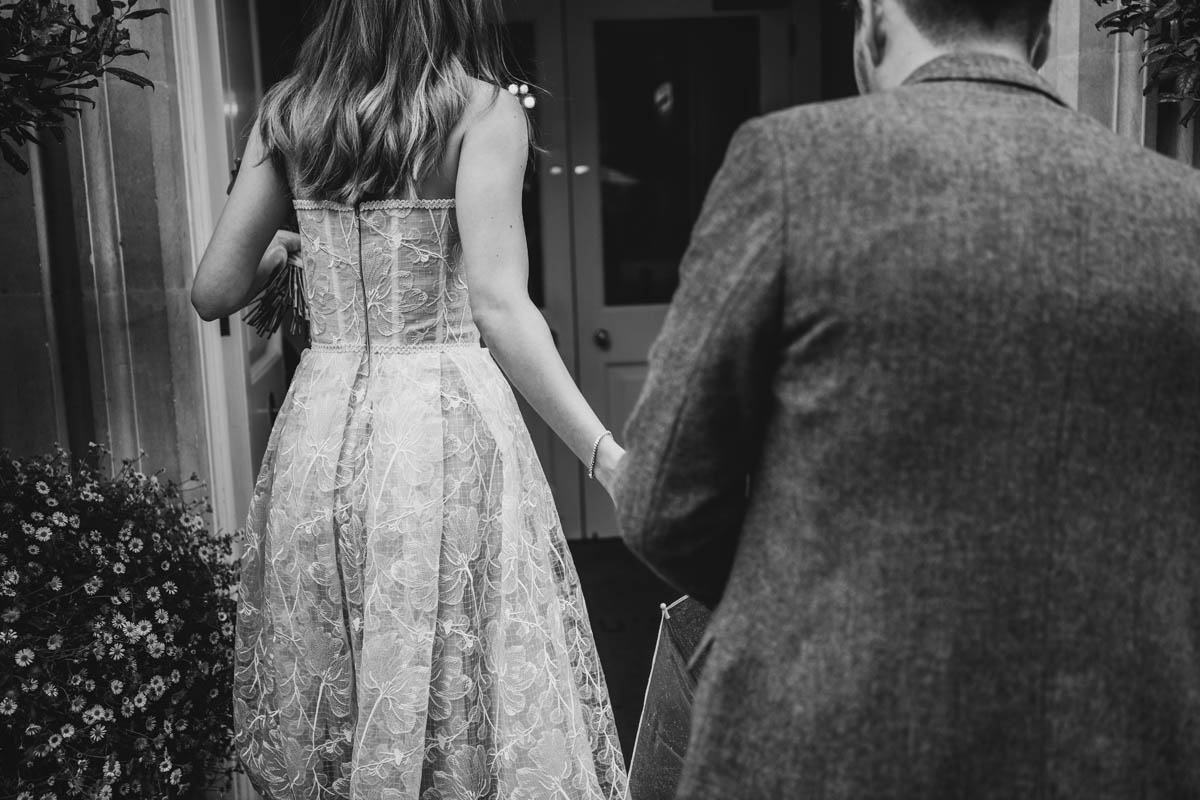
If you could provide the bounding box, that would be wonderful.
[569,1,791,538]
[503,0,790,539]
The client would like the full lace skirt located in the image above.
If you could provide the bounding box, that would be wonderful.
[233,346,628,799]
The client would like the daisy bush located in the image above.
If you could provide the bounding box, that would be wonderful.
[0,446,237,800]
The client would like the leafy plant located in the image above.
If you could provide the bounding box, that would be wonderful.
[0,0,167,174]
[1097,0,1200,126]
[0,445,237,800]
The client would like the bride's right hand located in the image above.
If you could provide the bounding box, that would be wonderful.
[258,230,301,282]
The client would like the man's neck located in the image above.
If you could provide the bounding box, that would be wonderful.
[876,38,1033,91]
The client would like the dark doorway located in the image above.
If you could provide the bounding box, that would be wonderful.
[255,0,329,89]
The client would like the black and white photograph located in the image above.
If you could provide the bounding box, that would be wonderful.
[2,0,1199,798]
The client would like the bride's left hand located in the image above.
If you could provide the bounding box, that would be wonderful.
[593,437,627,501]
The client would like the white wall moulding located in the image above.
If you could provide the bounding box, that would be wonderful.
[170,0,243,543]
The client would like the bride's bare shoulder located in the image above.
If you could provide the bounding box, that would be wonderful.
[459,78,527,143]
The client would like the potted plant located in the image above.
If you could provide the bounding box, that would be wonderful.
[0,446,237,800]
[0,0,166,173]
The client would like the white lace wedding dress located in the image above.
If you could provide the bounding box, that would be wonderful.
[232,198,628,800]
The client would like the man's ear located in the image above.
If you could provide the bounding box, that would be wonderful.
[867,0,887,67]
[1030,18,1051,70]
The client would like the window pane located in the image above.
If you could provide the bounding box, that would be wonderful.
[595,17,761,306]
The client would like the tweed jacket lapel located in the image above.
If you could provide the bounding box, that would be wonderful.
[903,52,1069,108]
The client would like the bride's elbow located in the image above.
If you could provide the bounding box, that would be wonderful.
[470,295,522,342]
[191,281,227,322]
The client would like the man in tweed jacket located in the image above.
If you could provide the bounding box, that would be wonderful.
[614,0,1200,796]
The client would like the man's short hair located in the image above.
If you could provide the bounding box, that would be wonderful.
[898,0,1051,41]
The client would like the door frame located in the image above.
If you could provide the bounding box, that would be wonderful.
[172,1,243,539]
[170,2,258,794]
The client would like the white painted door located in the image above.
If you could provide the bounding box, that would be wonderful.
[499,0,792,539]
[566,0,792,538]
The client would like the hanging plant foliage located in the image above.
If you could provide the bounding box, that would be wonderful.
[0,0,167,174]
[1096,0,1200,126]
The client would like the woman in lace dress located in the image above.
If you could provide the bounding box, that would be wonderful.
[190,1,629,797]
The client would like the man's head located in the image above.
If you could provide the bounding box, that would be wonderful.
[850,0,1053,94]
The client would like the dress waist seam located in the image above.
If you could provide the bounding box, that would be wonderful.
[308,341,483,355]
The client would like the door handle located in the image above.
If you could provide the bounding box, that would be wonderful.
[593,328,611,350]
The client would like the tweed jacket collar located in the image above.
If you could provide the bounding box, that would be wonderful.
[903,52,1069,108]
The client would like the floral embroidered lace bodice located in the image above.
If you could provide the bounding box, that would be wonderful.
[233,199,628,800]
[297,199,480,352]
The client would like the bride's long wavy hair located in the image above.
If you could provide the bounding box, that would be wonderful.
[257,0,511,203]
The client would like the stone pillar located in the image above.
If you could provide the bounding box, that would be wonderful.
[0,0,211,484]
[1042,0,1196,166]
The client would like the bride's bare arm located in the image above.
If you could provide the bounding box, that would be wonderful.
[192,129,293,321]
[456,89,625,493]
